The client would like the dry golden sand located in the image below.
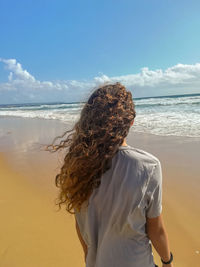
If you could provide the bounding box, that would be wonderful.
[0,117,200,267]
[0,154,83,267]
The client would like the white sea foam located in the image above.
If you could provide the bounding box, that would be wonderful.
[0,95,200,138]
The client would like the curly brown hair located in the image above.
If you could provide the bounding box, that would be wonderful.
[45,82,136,214]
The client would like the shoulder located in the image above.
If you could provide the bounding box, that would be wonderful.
[118,145,160,168]
[118,146,162,183]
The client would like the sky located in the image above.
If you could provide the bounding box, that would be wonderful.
[0,0,200,104]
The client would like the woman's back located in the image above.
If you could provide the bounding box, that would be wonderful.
[74,144,162,267]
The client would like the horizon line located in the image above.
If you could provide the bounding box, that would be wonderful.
[0,92,200,106]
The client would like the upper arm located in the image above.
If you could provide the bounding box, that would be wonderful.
[146,160,163,219]
[146,214,165,236]
[74,215,88,253]
[146,214,163,229]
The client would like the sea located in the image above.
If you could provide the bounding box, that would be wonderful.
[0,93,200,138]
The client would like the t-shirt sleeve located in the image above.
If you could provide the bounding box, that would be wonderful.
[146,160,163,218]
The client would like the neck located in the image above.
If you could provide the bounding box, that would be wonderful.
[121,139,127,146]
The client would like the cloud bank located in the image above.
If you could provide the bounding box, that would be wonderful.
[0,58,200,104]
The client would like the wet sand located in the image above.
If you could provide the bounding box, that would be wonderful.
[0,117,200,267]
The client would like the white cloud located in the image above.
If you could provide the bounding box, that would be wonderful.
[98,64,200,87]
[0,58,35,82]
[94,74,111,83]
[0,58,200,104]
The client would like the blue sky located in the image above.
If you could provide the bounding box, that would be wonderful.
[0,0,200,104]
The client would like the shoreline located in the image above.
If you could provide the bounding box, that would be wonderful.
[0,117,200,266]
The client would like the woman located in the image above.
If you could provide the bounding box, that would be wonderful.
[46,82,174,267]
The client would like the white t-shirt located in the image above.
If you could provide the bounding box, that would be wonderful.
[74,144,162,267]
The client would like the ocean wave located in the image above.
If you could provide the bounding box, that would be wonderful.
[0,94,200,138]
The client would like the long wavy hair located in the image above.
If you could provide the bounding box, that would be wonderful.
[45,82,136,214]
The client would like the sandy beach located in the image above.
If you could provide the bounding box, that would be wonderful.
[0,117,200,267]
